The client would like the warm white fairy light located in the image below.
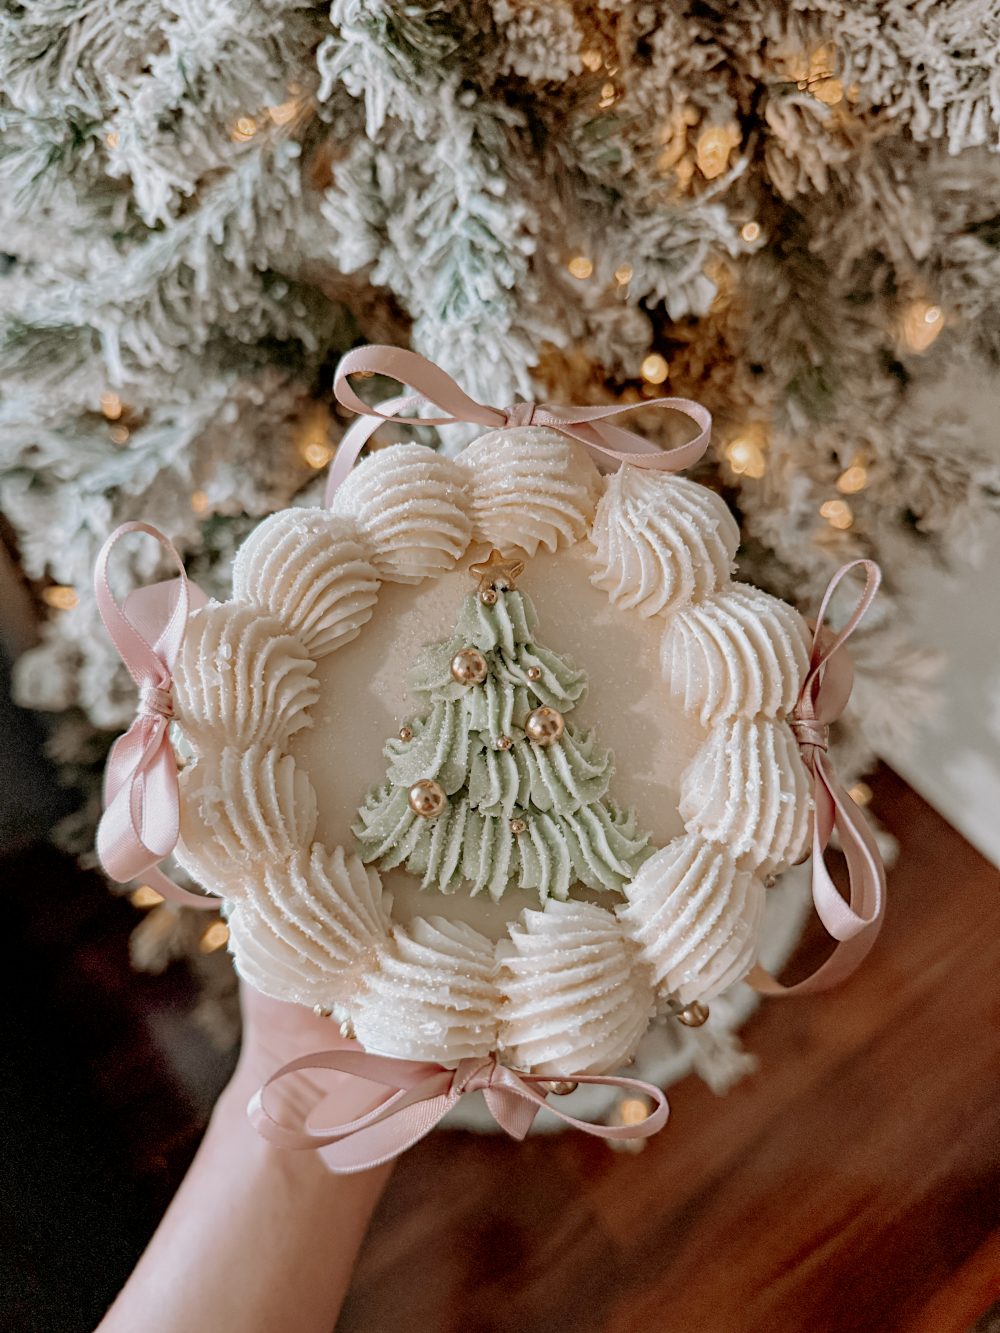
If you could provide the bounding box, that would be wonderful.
[105,131,119,149]
[108,424,129,446]
[581,49,603,72]
[42,585,78,611]
[820,497,854,530]
[641,353,669,385]
[567,255,594,280]
[740,221,761,243]
[614,263,634,286]
[725,423,768,479]
[230,116,258,143]
[836,463,868,494]
[696,123,740,180]
[199,920,230,952]
[901,300,945,352]
[130,885,165,908]
[191,489,210,516]
[849,781,873,807]
[100,391,123,420]
[619,1096,651,1126]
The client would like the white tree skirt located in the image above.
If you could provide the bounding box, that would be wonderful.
[442,866,812,1132]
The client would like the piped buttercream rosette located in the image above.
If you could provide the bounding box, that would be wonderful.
[171,430,812,1078]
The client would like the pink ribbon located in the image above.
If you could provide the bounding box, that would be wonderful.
[750,559,886,995]
[94,521,216,911]
[325,344,712,503]
[249,1049,670,1173]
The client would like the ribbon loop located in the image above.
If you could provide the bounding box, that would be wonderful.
[95,522,216,911]
[249,1050,670,1173]
[751,558,886,995]
[326,343,712,504]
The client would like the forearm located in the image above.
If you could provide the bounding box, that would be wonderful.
[97,1068,391,1333]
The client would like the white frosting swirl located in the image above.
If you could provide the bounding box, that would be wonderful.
[617,835,764,1004]
[659,584,810,725]
[679,717,812,874]
[226,845,392,1008]
[498,900,654,1075]
[176,744,317,894]
[329,443,471,582]
[232,508,380,657]
[174,604,318,750]
[352,918,499,1063]
[458,427,601,557]
[590,467,739,617]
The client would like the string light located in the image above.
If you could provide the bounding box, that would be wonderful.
[901,300,945,352]
[296,403,335,469]
[199,920,230,953]
[130,885,165,909]
[695,123,740,180]
[191,489,210,516]
[100,391,123,420]
[640,353,669,385]
[836,463,868,494]
[740,221,761,243]
[819,498,854,530]
[725,423,768,479]
[581,49,603,72]
[567,255,594,280]
[614,263,634,287]
[618,1096,651,1126]
[267,98,300,127]
[849,781,873,807]
[598,81,617,109]
[105,131,119,149]
[230,116,258,143]
[41,585,78,611]
[108,423,129,446]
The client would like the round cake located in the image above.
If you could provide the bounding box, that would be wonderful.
[171,429,813,1078]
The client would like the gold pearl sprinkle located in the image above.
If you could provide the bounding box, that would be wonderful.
[538,1079,578,1096]
[509,817,527,834]
[526,666,542,681]
[495,735,513,751]
[339,1018,355,1040]
[676,1001,710,1027]
[480,588,498,605]
[398,725,413,742]
[313,1004,333,1018]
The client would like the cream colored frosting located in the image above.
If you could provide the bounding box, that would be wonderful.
[458,427,602,557]
[169,432,814,1074]
[498,900,654,1074]
[617,836,764,1004]
[226,845,392,1008]
[173,603,318,749]
[659,584,811,725]
[352,917,500,1062]
[590,467,739,617]
[231,508,380,657]
[679,717,812,874]
[175,744,317,894]
[329,443,472,582]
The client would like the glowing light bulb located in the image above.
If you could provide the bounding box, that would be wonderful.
[100,391,123,420]
[581,49,603,72]
[108,424,130,446]
[130,885,165,909]
[901,301,945,352]
[105,131,119,149]
[725,423,768,479]
[849,782,873,807]
[696,124,740,180]
[836,464,868,494]
[200,921,230,953]
[819,498,854,530]
[567,255,594,280]
[302,440,334,469]
[614,263,634,286]
[191,490,210,516]
[231,116,258,143]
[740,221,761,243]
[619,1097,650,1126]
[41,585,78,611]
[640,353,669,385]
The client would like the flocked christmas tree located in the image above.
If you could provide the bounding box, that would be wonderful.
[354,551,652,902]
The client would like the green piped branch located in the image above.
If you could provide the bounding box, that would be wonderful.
[354,576,653,903]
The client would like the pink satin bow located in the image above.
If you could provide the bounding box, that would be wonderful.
[95,521,216,911]
[249,1049,670,1173]
[325,344,713,503]
[750,558,886,994]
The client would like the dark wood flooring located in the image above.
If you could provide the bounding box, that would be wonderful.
[2,767,998,1333]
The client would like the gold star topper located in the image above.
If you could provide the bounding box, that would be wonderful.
[469,549,525,598]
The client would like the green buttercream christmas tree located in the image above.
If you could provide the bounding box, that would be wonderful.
[354,552,653,904]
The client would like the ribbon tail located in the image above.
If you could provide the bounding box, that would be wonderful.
[483,1086,541,1141]
[317,1091,456,1173]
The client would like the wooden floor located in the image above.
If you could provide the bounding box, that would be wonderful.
[336,769,1000,1333]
